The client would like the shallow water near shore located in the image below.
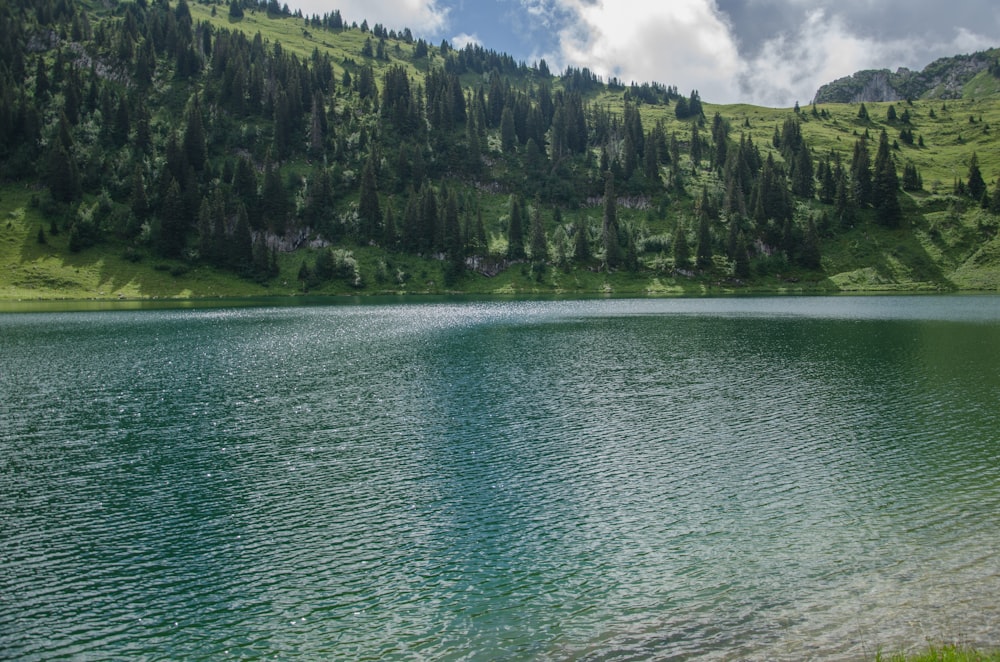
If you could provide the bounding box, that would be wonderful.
[2,295,999,660]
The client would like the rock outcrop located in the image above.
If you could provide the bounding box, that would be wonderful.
[813,49,999,104]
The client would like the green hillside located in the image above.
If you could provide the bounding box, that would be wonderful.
[2,0,1000,300]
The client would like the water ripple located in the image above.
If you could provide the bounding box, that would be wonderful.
[1,298,999,660]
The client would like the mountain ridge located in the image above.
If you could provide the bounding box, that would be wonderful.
[813,49,1000,104]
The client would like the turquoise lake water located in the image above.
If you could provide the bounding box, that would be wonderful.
[1,296,999,660]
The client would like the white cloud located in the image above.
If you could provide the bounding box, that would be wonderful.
[452,32,480,49]
[535,0,744,104]
[739,10,999,107]
[291,0,450,35]
[532,1,999,106]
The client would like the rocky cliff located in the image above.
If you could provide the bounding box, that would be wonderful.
[813,50,999,104]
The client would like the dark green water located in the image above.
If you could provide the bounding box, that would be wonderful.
[2,296,999,660]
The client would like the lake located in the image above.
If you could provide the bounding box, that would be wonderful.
[1,295,999,660]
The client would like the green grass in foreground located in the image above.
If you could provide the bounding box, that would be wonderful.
[877,646,1000,662]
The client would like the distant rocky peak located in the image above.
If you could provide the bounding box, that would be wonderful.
[812,50,998,104]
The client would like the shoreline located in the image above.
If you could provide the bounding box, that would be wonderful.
[2,288,997,314]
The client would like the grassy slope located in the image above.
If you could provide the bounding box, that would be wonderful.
[2,6,999,300]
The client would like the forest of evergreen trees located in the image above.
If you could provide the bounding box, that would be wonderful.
[2,0,998,287]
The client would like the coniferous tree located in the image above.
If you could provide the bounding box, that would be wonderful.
[602,172,621,268]
[261,157,288,235]
[228,203,253,276]
[791,145,814,198]
[418,183,439,253]
[688,90,703,118]
[156,178,187,257]
[45,111,81,203]
[129,165,149,226]
[643,133,660,183]
[872,129,901,227]
[443,189,463,282]
[674,96,689,120]
[309,93,326,156]
[573,216,591,262]
[45,141,81,204]
[401,190,420,252]
[798,216,822,269]
[733,232,751,278]
[182,94,207,172]
[34,58,50,102]
[382,202,397,249]
[529,201,547,262]
[689,122,702,169]
[989,178,1000,215]
[474,204,487,254]
[695,198,713,270]
[817,157,835,204]
[967,152,987,201]
[623,224,639,272]
[500,106,516,152]
[834,159,853,228]
[358,154,381,241]
[850,137,872,208]
[672,222,690,271]
[902,162,923,191]
[710,112,729,172]
[506,193,525,259]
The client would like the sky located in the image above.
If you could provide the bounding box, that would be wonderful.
[288,0,1000,107]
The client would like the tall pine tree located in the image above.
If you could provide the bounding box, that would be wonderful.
[872,130,901,227]
[602,172,622,269]
[507,194,525,260]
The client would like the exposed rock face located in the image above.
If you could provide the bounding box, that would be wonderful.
[856,70,903,104]
[813,50,998,104]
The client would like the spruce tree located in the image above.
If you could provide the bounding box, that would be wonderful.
[967,152,987,201]
[672,222,690,271]
[443,190,463,282]
[696,211,713,270]
[500,106,516,152]
[156,178,187,257]
[261,159,288,235]
[573,217,591,262]
[689,122,702,169]
[529,201,547,262]
[358,155,381,241]
[791,146,814,198]
[506,194,525,260]
[602,172,621,268]
[872,130,901,227]
[989,178,1000,215]
[382,202,397,249]
[798,216,822,269]
[733,233,751,279]
[182,94,207,172]
[850,138,872,208]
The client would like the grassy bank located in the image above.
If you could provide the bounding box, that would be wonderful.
[878,645,1000,662]
[5,180,998,302]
